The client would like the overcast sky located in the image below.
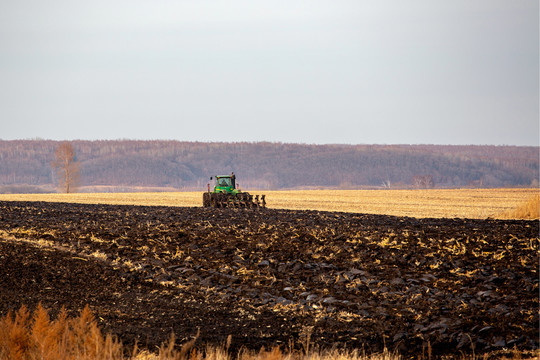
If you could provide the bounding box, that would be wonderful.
[0,1,538,145]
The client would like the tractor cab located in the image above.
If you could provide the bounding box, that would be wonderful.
[211,173,237,194]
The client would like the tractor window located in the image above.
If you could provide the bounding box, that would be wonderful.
[217,178,231,187]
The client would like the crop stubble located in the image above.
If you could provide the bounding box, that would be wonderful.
[0,201,537,357]
[0,188,537,219]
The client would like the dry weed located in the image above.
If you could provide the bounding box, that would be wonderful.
[0,305,403,360]
[0,305,537,360]
[0,304,123,360]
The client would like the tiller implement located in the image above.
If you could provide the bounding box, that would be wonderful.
[203,173,266,208]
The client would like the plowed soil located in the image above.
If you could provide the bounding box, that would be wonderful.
[0,201,538,357]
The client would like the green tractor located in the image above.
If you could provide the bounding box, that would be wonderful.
[203,173,266,208]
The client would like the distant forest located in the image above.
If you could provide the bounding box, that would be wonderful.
[0,140,538,193]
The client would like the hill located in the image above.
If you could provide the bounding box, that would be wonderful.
[0,140,538,192]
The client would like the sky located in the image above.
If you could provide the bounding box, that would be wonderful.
[0,1,538,146]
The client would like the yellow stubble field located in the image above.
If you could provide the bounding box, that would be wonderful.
[0,188,537,219]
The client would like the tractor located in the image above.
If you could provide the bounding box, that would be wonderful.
[203,173,266,208]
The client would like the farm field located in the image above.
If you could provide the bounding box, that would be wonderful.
[0,200,538,358]
[0,188,537,219]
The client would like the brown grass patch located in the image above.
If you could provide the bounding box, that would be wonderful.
[2,305,537,360]
[0,304,123,360]
[499,194,540,220]
[0,305,403,360]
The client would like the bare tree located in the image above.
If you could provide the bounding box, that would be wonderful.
[51,142,80,193]
[412,175,435,189]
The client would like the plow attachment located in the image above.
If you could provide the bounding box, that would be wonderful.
[203,192,266,208]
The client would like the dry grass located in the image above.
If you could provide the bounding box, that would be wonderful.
[498,194,539,220]
[0,305,402,360]
[0,192,202,208]
[0,188,538,219]
[3,305,538,360]
[0,304,124,360]
[263,188,539,219]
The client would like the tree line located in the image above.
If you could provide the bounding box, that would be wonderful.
[0,140,538,193]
